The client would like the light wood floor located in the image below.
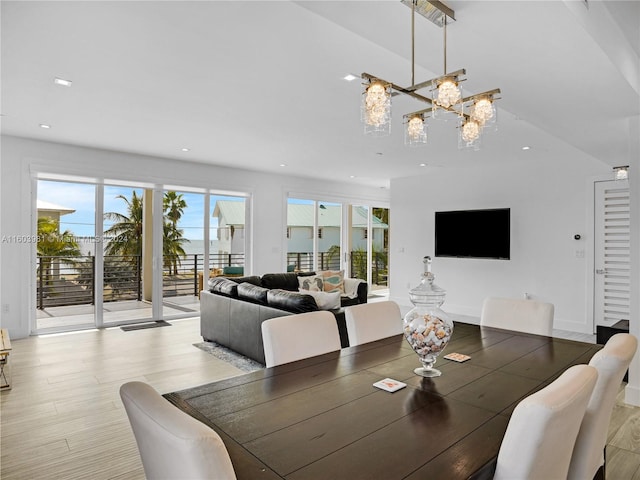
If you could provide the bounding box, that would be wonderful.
[0,318,244,480]
[1,317,639,479]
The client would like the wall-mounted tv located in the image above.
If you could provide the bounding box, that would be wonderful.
[435,208,510,260]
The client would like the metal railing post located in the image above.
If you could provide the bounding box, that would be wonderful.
[38,257,44,310]
[136,255,142,301]
[193,254,198,296]
[91,256,96,305]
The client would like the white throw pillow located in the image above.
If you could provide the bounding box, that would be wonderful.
[298,288,341,310]
[298,275,324,292]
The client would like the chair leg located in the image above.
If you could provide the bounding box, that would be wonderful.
[593,447,606,480]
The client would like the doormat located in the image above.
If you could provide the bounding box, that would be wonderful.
[120,320,172,331]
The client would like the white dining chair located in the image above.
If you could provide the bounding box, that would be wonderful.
[120,381,236,480]
[480,296,554,336]
[344,300,403,346]
[494,364,598,480]
[261,311,341,368]
[568,333,638,480]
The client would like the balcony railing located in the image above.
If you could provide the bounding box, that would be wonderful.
[36,253,245,309]
[36,251,387,309]
[286,251,388,286]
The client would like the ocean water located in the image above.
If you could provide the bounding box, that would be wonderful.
[77,238,220,256]
[182,239,221,255]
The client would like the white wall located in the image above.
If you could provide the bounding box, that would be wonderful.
[389,152,611,335]
[0,135,389,339]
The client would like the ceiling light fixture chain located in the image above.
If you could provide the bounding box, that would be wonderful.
[361,0,501,150]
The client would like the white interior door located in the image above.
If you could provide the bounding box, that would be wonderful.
[594,180,631,328]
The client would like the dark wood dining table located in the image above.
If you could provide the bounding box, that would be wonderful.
[165,322,601,480]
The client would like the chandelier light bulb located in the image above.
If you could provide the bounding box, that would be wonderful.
[364,80,391,127]
[471,98,494,125]
[407,115,424,139]
[461,119,481,143]
[404,114,427,146]
[436,79,461,108]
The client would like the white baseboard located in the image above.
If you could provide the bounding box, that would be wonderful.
[624,384,640,407]
[553,318,594,335]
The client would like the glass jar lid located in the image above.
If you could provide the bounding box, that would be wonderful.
[409,256,446,306]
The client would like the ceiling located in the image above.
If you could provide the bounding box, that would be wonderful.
[2,1,638,188]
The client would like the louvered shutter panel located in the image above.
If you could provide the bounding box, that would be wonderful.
[595,181,630,327]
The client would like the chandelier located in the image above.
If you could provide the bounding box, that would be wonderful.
[361,0,501,150]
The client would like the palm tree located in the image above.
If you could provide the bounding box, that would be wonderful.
[163,221,189,275]
[163,191,189,274]
[37,217,82,294]
[326,244,341,270]
[104,191,144,256]
[163,191,186,229]
[104,190,190,275]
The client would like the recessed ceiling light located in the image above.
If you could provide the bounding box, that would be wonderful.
[522,146,531,150]
[343,74,358,82]
[39,124,51,129]
[54,77,72,87]
[279,164,286,167]
[181,147,190,152]
[349,175,356,178]
[419,163,427,167]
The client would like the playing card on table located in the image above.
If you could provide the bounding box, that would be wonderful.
[444,352,471,363]
[373,378,407,392]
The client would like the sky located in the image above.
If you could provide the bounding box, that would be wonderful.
[38,180,243,240]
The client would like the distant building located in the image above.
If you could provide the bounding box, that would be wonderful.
[213,201,388,254]
[37,200,76,222]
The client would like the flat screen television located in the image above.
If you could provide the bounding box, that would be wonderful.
[435,208,510,259]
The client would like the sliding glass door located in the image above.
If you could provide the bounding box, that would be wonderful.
[101,185,151,325]
[34,177,252,333]
[36,180,97,331]
[286,198,342,272]
[348,205,389,294]
[287,196,389,295]
[371,207,390,293]
[210,195,247,276]
[161,190,203,318]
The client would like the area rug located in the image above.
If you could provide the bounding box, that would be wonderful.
[120,320,171,331]
[193,341,264,373]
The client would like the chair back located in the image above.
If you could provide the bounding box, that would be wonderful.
[261,311,341,367]
[120,381,236,480]
[344,300,403,346]
[481,296,554,336]
[568,333,638,480]
[494,364,598,480]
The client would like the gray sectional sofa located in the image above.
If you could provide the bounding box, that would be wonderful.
[200,272,368,364]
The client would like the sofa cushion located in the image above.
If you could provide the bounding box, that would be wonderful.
[237,283,269,305]
[228,275,262,286]
[209,277,239,297]
[298,288,341,310]
[298,274,324,292]
[319,270,345,294]
[223,266,244,276]
[261,273,300,291]
[267,289,318,313]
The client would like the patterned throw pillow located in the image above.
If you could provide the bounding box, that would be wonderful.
[319,270,345,294]
[298,274,324,292]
